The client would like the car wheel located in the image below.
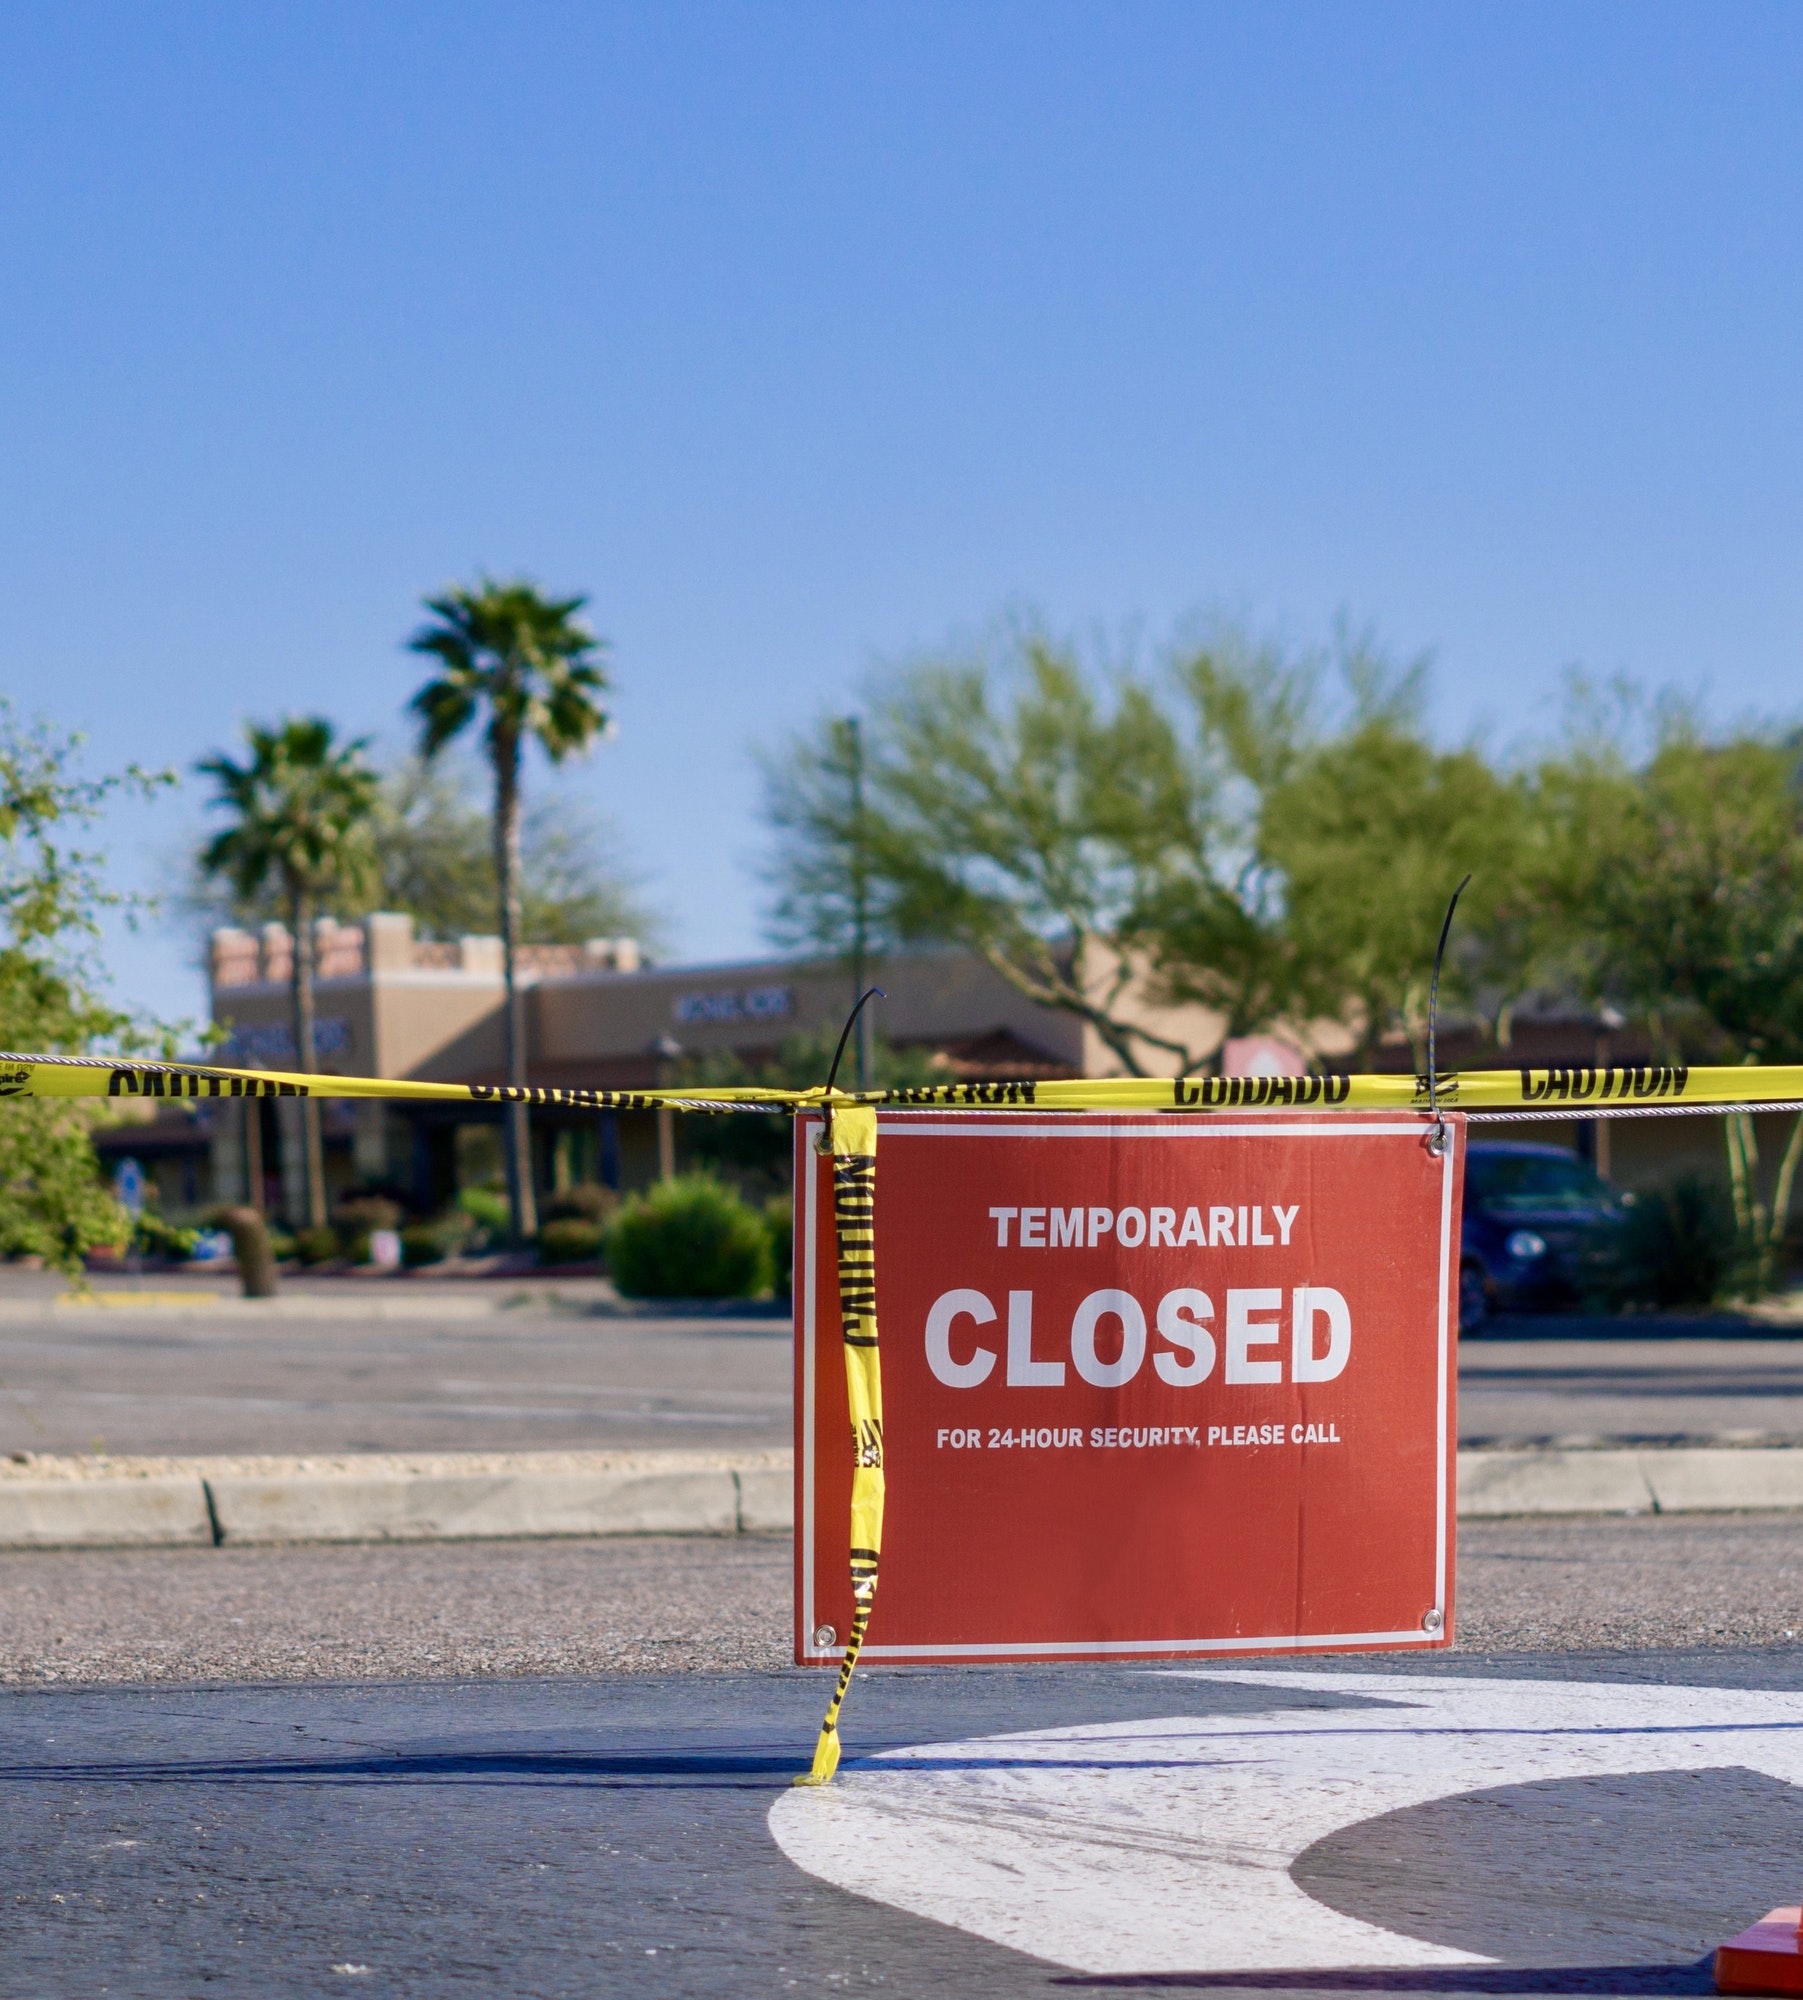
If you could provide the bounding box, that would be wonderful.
[1458,1261,1489,1335]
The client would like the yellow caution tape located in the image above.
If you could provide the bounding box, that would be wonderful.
[1,1051,1797,1113]
[795,1105,883,1788]
[8,1045,1801,1782]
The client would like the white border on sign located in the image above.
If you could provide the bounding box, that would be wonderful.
[800,1117,822,1659]
[797,1113,1457,1664]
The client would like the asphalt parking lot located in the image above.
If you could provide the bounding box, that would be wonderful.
[6,1280,1803,1459]
[1463,1317,1803,1445]
[7,1652,1803,1997]
[0,1281,791,1458]
[6,1279,1803,1994]
[3,1511,1803,1687]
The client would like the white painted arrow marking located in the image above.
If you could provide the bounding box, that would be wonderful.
[768,1670,1803,1975]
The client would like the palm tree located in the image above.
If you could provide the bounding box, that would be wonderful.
[197,718,380,1231]
[407,578,612,1241]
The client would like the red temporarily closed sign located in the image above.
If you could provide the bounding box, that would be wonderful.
[795,1110,1462,1665]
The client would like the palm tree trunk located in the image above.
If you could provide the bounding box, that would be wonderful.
[493,733,537,1242]
[289,881,328,1232]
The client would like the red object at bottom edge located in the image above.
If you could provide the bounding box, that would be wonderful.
[1717,1909,1803,1994]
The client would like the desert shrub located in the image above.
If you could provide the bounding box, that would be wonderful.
[765,1196,793,1300]
[539,1217,605,1265]
[457,1186,509,1243]
[1588,1175,1749,1310]
[132,1212,200,1260]
[334,1195,403,1233]
[607,1174,772,1299]
[332,1196,403,1265]
[294,1225,341,1266]
[543,1183,619,1226]
[400,1222,449,1267]
[267,1228,297,1263]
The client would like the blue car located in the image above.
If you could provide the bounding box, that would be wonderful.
[1458,1141,1629,1332]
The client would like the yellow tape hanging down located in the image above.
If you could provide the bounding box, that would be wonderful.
[795,1104,883,1788]
[10,1049,1803,1114]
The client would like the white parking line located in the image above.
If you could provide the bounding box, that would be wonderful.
[769,1670,1803,1975]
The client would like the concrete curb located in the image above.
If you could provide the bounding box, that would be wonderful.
[0,1475,217,1549]
[0,1451,795,1548]
[206,1466,749,1543]
[5,1445,1803,1548]
[1456,1445,1803,1516]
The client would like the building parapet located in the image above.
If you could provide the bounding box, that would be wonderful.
[210,915,643,990]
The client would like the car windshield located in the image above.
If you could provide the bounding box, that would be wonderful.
[1468,1153,1608,1214]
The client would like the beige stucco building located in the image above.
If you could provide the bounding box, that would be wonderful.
[191,913,1238,1220]
[90,911,1757,1228]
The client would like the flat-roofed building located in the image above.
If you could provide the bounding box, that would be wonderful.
[92,911,1753,1228]
[195,912,1230,1220]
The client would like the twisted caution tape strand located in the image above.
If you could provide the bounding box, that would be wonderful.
[4,1051,1803,1113]
[9,1047,1803,1783]
[795,1105,883,1789]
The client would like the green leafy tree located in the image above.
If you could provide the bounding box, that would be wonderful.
[1122,628,1323,1050]
[1549,711,1803,1288]
[374,759,656,946]
[1129,625,1539,1069]
[0,705,175,1272]
[1261,718,1539,1068]
[184,754,659,950]
[762,616,1570,1084]
[764,630,1238,1076]
[761,715,895,1087]
[408,577,613,1240]
[763,621,1418,1078]
[197,718,380,1230]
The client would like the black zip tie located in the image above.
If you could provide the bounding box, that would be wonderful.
[1424,874,1472,1157]
[818,986,885,1153]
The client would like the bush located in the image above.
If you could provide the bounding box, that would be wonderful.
[132,1212,200,1261]
[458,1187,510,1238]
[543,1183,619,1226]
[401,1222,450,1268]
[331,1197,399,1266]
[334,1195,404,1234]
[294,1225,341,1266]
[267,1228,297,1263]
[1589,1175,1749,1310]
[765,1196,793,1300]
[607,1174,773,1299]
[539,1217,605,1265]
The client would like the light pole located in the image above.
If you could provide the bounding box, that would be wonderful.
[650,1032,683,1182]
[1594,1003,1625,1180]
[835,715,874,1091]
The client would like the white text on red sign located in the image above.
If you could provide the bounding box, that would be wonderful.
[989,1204,1300,1248]
[923,1286,1351,1390]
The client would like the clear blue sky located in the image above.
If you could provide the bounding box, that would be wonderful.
[4,3,1801,1028]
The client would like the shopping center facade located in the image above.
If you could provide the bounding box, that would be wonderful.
[94,912,1754,1224]
[167,914,1223,1221]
